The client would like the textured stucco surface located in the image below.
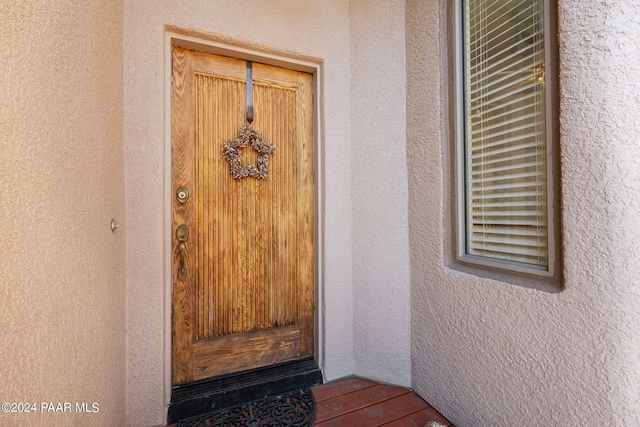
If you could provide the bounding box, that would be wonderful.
[124,1,360,424]
[7,1,631,425]
[350,0,411,387]
[2,0,638,425]
[408,0,640,426]
[0,1,127,426]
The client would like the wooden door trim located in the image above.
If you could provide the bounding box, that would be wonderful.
[163,33,323,411]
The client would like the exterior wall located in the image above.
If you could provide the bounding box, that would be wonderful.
[3,1,638,426]
[0,1,126,426]
[350,0,412,387]
[408,0,640,426]
[124,1,357,425]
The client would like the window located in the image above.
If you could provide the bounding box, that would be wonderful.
[456,0,557,277]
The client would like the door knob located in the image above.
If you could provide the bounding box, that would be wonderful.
[178,242,186,279]
[176,225,189,280]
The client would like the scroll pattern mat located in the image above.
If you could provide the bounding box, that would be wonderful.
[178,388,315,427]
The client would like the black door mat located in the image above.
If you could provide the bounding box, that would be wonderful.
[177,388,316,427]
[168,357,322,423]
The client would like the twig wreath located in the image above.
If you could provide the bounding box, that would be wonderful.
[222,125,275,180]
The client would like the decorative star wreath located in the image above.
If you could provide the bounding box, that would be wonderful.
[222,125,275,180]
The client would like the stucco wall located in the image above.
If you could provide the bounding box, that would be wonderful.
[4,0,634,425]
[408,0,640,425]
[124,1,358,425]
[350,0,412,387]
[0,1,126,426]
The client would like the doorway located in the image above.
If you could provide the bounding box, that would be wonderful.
[170,46,316,387]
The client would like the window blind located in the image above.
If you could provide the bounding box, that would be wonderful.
[463,0,548,267]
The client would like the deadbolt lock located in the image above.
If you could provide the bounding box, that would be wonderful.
[176,186,189,204]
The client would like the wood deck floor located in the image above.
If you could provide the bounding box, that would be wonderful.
[166,376,453,426]
[312,377,453,427]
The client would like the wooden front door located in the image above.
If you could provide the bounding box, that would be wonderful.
[171,47,314,385]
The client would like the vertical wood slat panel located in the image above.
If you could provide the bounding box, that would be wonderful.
[195,75,245,339]
[193,75,304,340]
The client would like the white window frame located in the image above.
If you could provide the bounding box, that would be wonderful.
[454,0,556,278]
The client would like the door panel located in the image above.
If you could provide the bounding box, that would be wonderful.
[171,47,314,385]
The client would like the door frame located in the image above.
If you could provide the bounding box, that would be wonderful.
[163,31,324,413]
